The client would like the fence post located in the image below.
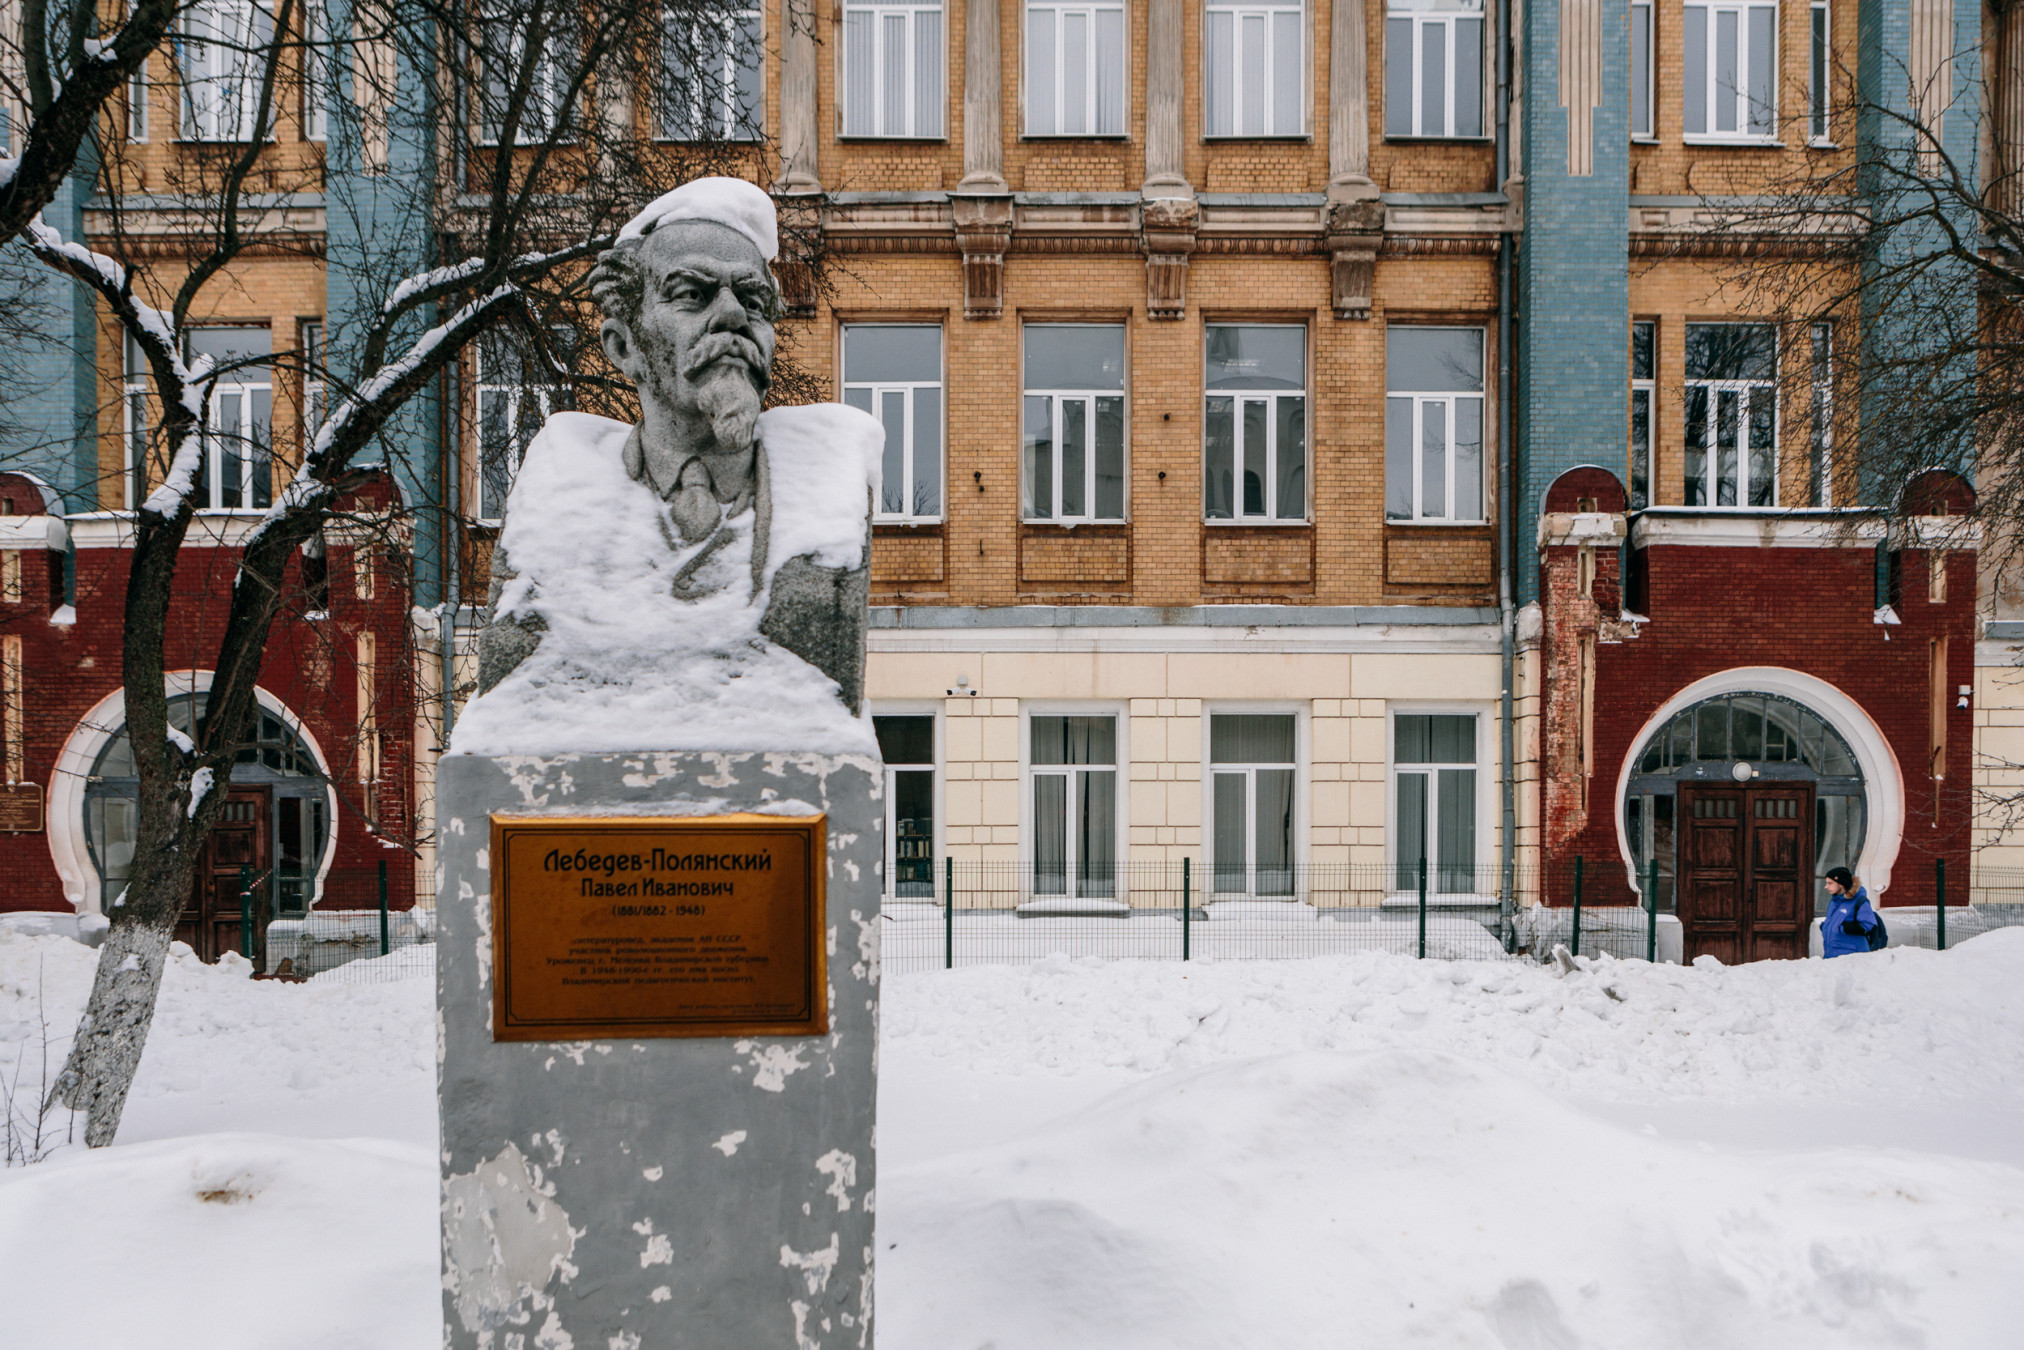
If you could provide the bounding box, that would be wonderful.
[1646,858,1658,963]
[1935,857,1946,952]
[1181,857,1191,961]
[378,859,390,957]
[1417,855,1427,959]
[1570,856,1584,960]
[240,864,254,962]
[943,856,954,971]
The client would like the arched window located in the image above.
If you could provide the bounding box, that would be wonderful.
[1625,691,1865,910]
[85,693,331,914]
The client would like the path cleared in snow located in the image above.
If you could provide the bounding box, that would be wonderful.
[3,929,2022,1348]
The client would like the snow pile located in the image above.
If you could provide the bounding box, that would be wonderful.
[450,406,883,757]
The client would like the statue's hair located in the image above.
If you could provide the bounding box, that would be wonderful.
[587,222,782,334]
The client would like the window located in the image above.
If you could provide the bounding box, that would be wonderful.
[1206,0,1304,137]
[1384,0,1483,139]
[1204,325,1306,521]
[1392,712,1477,894]
[123,333,151,510]
[129,57,150,142]
[478,2,575,144]
[875,715,937,897]
[1808,0,1828,141]
[1210,714,1296,896]
[1630,0,1653,138]
[659,4,762,141]
[842,0,944,138]
[1385,326,1485,523]
[475,329,566,522]
[1629,321,1654,510]
[1023,325,1125,523]
[304,0,328,141]
[1029,714,1116,898]
[1684,323,1776,508]
[842,324,943,522]
[181,0,276,142]
[300,320,326,456]
[1682,0,1775,140]
[1026,0,1126,135]
[1808,322,1831,507]
[188,328,273,510]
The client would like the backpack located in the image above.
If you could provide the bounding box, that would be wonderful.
[1865,912,1889,951]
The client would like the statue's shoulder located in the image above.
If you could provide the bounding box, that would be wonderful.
[518,412,635,483]
[497,412,640,548]
[757,403,883,493]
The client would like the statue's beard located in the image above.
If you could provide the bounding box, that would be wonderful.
[682,333,768,452]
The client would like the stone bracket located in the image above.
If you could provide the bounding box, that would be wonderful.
[1324,198,1386,321]
[952,194,1015,319]
[1141,197,1200,320]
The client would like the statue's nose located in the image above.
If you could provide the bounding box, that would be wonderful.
[703,285,748,331]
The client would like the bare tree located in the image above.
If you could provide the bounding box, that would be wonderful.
[6,0,818,1145]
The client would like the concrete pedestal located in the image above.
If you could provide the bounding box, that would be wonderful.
[436,750,879,1349]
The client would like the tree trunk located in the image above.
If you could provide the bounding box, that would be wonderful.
[48,904,185,1147]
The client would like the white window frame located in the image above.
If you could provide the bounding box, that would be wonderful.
[303,0,328,141]
[843,324,945,525]
[1383,0,1486,139]
[478,3,574,145]
[1385,705,1492,898]
[1630,0,1654,140]
[473,335,561,524]
[1024,0,1128,137]
[190,333,274,512]
[1629,320,1654,510]
[658,4,763,142]
[872,703,943,901]
[1808,321,1832,507]
[1019,703,1128,902]
[1203,323,1309,524]
[1022,323,1127,524]
[840,0,946,139]
[1684,322,1778,510]
[1682,0,1778,143]
[1201,704,1307,899]
[122,334,150,510]
[300,319,326,456]
[1807,0,1830,144]
[180,0,276,143]
[129,56,150,142]
[1204,0,1307,138]
[1385,326,1487,525]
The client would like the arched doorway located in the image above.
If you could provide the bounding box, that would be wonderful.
[79,690,333,961]
[1624,689,1872,963]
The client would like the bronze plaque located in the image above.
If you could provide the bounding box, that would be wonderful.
[0,783,43,833]
[491,815,827,1041]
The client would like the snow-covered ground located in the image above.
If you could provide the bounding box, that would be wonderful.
[3,928,2022,1348]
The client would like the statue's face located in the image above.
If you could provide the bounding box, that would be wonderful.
[602,220,776,454]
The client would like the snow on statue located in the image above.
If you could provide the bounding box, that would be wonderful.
[456,177,883,757]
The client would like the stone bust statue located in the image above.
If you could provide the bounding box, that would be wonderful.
[463,179,882,757]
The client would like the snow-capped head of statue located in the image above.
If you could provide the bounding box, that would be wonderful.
[460,178,883,758]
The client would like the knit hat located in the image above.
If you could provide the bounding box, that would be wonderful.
[1824,866,1855,890]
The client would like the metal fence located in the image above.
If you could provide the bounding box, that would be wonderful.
[242,861,436,983]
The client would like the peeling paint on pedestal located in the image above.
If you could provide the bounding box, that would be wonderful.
[437,751,879,1349]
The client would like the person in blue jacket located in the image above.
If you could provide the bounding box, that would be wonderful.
[1821,866,1882,958]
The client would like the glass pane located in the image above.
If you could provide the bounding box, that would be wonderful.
[1062,10,1087,134]
[1395,771,1427,891]
[1454,18,1481,136]
[219,392,244,509]
[1716,389,1739,507]
[874,714,935,764]
[911,385,942,515]
[1275,397,1306,520]
[1684,386,1708,505]
[844,9,873,134]
[1732,697,1763,760]
[1386,397,1414,519]
[1094,397,1126,519]
[1714,8,1738,133]
[915,10,944,137]
[1630,388,1650,510]
[1747,390,1775,507]
[1684,5,1707,133]
[1207,11,1234,136]
[1685,324,1774,380]
[1385,18,1413,136]
[845,325,941,382]
[1028,6,1056,133]
[250,387,272,509]
[1033,772,1067,893]
[1242,399,1269,516]
[1388,326,1482,391]
[1094,9,1125,131]
[1206,325,1305,389]
[1453,397,1482,520]
[882,12,908,134]
[1031,714,1115,765]
[1631,321,1655,380]
[1747,5,1774,135]
[187,326,271,365]
[1213,772,1248,892]
[1241,13,1266,134]
[1395,713,1431,764]
[1212,713,1295,763]
[1420,399,1447,519]
[1631,4,1650,135]
[1024,324,1126,390]
[1024,394,1054,519]
[1272,9,1301,134]
[1205,396,1235,519]
[1430,713,1474,762]
[879,390,906,514]
[734,13,764,136]
[1697,700,1729,761]
[1078,769,1116,895]
[1255,768,1294,894]
[1436,767,1476,892]
[1061,398,1087,518]
[892,768,936,895]
[1810,6,1827,137]
[1420,20,1446,136]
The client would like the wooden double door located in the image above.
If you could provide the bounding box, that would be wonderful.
[178,787,270,963]
[1677,784,1814,964]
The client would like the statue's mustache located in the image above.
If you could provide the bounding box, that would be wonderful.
[683,331,766,383]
